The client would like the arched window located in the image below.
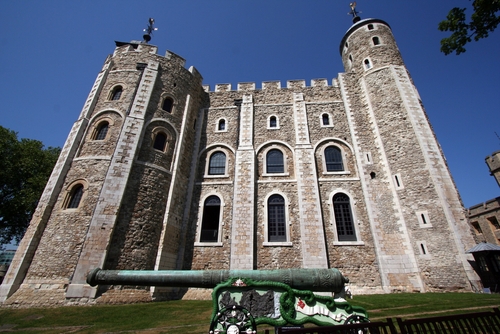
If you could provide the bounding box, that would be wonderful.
[322,114,330,126]
[200,195,221,242]
[94,121,109,140]
[364,59,372,70]
[269,116,277,128]
[67,184,84,209]
[153,132,167,151]
[367,24,374,30]
[268,194,286,242]
[325,146,344,171]
[333,193,356,241]
[162,97,173,113]
[266,149,284,173]
[218,119,226,131]
[209,151,226,175]
[110,86,123,101]
[372,37,380,45]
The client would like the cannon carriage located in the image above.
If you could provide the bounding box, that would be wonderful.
[87,268,368,333]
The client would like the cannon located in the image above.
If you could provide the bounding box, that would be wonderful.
[87,268,368,333]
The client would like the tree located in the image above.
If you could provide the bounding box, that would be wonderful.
[0,126,60,246]
[439,0,500,55]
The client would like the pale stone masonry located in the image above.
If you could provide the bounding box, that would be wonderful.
[0,17,480,307]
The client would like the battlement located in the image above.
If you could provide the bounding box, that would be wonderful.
[203,78,340,93]
[486,151,500,187]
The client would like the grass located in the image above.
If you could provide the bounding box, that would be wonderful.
[0,293,499,333]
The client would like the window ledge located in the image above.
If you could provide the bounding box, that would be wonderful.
[204,174,229,179]
[332,241,364,246]
[194,242,223,247]
[263,241,293,247]
[419,224,433,229]
[263,173,290,177]
[323,171,350,175]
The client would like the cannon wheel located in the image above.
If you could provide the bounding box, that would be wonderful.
[209,305,257,334]
[343,314,370,334]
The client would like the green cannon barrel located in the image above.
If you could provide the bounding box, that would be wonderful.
[87,268,348,293]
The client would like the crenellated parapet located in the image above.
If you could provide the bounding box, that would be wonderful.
[486,151,500,187]
[203,78,339,93]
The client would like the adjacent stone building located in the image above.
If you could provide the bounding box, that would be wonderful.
[0,15,480,307]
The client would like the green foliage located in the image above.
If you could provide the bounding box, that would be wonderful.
[0,125,60,246]
[439,0,500,55]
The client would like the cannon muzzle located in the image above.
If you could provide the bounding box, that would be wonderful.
[87,268,348,293]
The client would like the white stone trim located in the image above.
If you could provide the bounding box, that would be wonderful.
[204,146,231,178]
[267,115,280,129]
[262,145,290,176]
[320,113,334,128]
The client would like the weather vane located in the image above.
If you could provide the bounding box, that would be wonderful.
[143,18,158,43]
[348,2,361,23]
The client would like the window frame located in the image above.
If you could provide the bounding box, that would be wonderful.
[205,148,229,178]
[264,148,288,175]
[195,194,224,246]
[330,191,363,245]
[62,180,88,211]
[363,58,373,70]
[152,131,168,152]
[109,85,123,101]
[263,192,292,246]
[267,115,279,129]
[93,121,109,141]
[321,113,333,127]
[161,96,174,113]
[321,145,349,175]
[216,118,228,132]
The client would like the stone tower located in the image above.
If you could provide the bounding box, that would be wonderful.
[338,18,477,291]
[0,41,206,304]
[1,15,480,306]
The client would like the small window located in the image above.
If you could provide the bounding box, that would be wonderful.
[333,193,356,241]
[322,114,330,126]
[325,146,344,172]
[345,41,348,48]
[372,37,380,46]
[367,24,374,30]
[218,119,226,131]
[266,149,284,173]
[349,55,353,62]
[488,217,500,229]
[94,122,109,140]
[67,185,84,209]
[162,97,173,113]
[471,221,482,235]
[200,195,221,242]
[269,116,277,128]
[110,86,123,101]
[153,132,167,151]
[393,173,404,189]
[208,152,226,175]
[364,59,372,70]
[268,194,286,242]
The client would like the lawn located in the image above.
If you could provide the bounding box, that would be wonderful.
[0,293,499,333]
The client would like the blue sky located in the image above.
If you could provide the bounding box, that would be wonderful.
[0,0,499,209]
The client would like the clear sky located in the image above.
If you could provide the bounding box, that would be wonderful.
[0,0,499,208]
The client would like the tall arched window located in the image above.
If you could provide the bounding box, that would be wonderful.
[67,184,84,209]
[162,97,173,113]
[153,132,167,151]
[110,86,123,100]
[209,151,226,175]
[266,149,284,173]
[94,121,109,140]
[200,195,221,242]
[333,193,356,241]
[372,36,380,45]
[268,194,286,242]
[325,146,344,171]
